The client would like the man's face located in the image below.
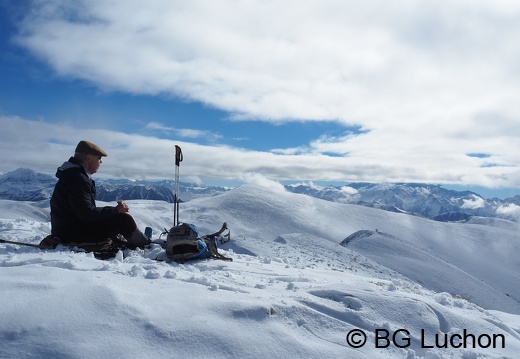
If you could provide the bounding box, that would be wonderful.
[86,154,102,174]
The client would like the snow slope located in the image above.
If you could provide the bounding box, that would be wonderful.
[1,184,520,359]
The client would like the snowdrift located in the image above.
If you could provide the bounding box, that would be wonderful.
[1,184,519,359]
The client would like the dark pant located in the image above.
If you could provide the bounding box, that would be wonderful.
[72,213,137,243]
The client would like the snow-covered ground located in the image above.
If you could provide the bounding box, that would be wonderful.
[1,183,519,358]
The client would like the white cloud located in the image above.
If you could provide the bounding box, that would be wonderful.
[340,186,358,196]
[144,122,173,132]
[175,128,221,141]
[2,116,516,189]
[306,181,324,191]
[240,173,286,192]
[145,122,222,141]
[15,0,520,125]
[6,0,520,188]
[461,194,486,209]
[496,203,520,221]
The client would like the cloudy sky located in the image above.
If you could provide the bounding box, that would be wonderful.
[1,0,519,197]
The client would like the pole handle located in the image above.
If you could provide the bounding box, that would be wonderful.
[175,145,183,166]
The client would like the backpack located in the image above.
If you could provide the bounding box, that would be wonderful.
[165,223,232,263]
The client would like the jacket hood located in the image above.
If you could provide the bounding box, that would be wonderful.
[56,157,89,179]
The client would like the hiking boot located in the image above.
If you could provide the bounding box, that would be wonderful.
[39,235,60,249]
[126,228,151,250]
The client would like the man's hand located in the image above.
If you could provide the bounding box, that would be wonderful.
[116,200,130,213]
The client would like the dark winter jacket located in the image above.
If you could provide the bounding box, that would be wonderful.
[50,157,118,241]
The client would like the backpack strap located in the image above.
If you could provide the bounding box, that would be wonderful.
[204,238,233,262]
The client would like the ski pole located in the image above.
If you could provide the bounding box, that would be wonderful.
[174,145,183,226]
[0,238,43,248]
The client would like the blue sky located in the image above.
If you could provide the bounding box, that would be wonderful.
[1,0,520,199]
[0,7,348,153]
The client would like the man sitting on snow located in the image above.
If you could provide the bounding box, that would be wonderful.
[45,140,150,253]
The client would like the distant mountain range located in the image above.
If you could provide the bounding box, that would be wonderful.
[0,168,228,203]
[284,182,520,222]
[1,168,519,222]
